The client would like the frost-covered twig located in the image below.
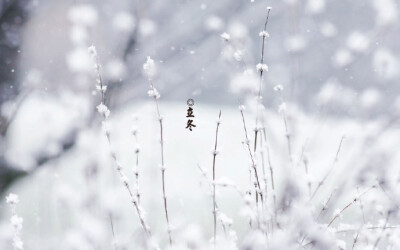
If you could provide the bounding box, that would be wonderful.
[327,186,375,227]
[143,56,173,245]
[6,193,23,250]
[108,213,118,250]
[372,209,392,250]
[261,128,276,213]
[197,165,238,243]
[238,104,263,206]
[212,110,222,246]
[275,85,293,166]
[310,136,345,200]
[89,45,152,238]
[316,188,337,221]
[254,7,271,153]
[131,117,141,204]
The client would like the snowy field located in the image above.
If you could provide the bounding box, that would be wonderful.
[1,0,400,249]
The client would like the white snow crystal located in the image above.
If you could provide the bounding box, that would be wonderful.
[12,237,23,250]
[67,48,93,73]
[278,102,287,113]
[333,209,342,218]
[273,84,284,91]
[70,26,89,44]
[306,0,326,14]
[68,4,98,26]
[106,59,126,81]
[360,88,381,108]
[120,175,129,184]
[143,56,156,77]
[320,22,337,38]
[6,193,19,205]
[285,35,307,53]
[113,12,136,33]
[229,71,258,94]
[147,88,160,99]
[95,84,107,93]
[233,50,243,61]
[10,215,23,230]
[96,103,110,118]
[220,32,231,41]
[346,32,370,52]
[256,63,268,72]
[212,149,220,155]
[228,22,248,39]
[373,48,400,79]
[371,0,398,26]
[205,16,224,31]
[333,49,353,68]
[258,30,269,37]
[139,18,157,37]
[218,213,233,226]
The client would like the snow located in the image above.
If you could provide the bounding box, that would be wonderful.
[2,0,400,248]
[306,0,326,14]
[4,92,89,171]
[5,194,19,205]
[285,35,307,53]
[2,100,399,249]
[68,4,98,27]
[113,12,136,33]
[346,32,370,53]
[220,32,230,41]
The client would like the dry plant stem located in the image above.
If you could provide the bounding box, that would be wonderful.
[212,110,222,246]
[299,140,312,197]
[316,189,336,221]
[310,136,345,201]
[197,164,234,239]
[379,183,400,209]
[352,231,359,250]
[254,8,271,163]
[327,186,375,227]
[133,133,141,204]
[109,214,118,250]
[303,158,311,197]
[372,210,392,250]
[239,106,263,206]
[259,131,268,200]
[262,128,276,212]
[92,55,152,238]
[105,131,152,238]
[148,78,173,245]
[282,110,293,166]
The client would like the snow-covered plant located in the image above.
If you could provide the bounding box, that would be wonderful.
[6,193,23,250]
[88,45,153,242]
[211,110,222,246]
[143,56,173,245]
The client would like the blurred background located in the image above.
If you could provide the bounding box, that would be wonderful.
[0,0,399,249]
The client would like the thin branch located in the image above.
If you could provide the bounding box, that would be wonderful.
[327,186,375,227]
[310,136,345,200]
[212,110,222,246]
[254,7,271,162]
[146,72,173,246]
[89,46,152,238]
[239,103,263,206]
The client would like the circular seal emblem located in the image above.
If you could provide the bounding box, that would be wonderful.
[187,98,194,106]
